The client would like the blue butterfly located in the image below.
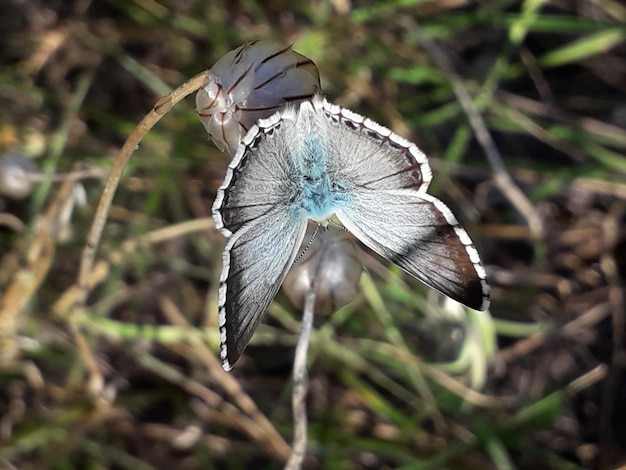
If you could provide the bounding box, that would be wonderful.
[213,95,490,370]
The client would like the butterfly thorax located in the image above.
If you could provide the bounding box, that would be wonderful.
[290,134,349,222]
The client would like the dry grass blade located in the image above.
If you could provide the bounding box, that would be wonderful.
[412,21,545,239]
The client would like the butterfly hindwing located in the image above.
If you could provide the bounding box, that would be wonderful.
[216,209,307,370]
[321,100,432,192]
[336,188,489,311]
[214,110,308,370]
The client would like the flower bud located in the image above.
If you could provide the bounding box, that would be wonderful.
[196,40,320,155]
[283,226,362,315]
[0,152,36,199]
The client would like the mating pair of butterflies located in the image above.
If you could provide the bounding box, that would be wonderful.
[212,94,490,370]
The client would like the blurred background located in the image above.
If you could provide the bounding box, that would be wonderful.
[1,1,625,468]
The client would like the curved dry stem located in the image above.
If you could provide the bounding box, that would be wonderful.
[75,70,211,308]
[285,289,316,470]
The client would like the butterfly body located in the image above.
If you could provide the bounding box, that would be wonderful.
[289,130,352,223]
[213,95,490,370]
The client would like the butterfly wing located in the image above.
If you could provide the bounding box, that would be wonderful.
[213,109,307,369]
[214,110,300,236]
[317,98,490,311]
[320,99,433,193]
[336,188,489,311]
[216,214,306,370]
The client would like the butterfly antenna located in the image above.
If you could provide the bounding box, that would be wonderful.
[293,224,320,265]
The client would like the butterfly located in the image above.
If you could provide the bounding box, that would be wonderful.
[212,94,490,370]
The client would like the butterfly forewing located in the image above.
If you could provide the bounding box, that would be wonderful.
[214,112,297,235]
[217,213,307,369]
[322,102,432,192]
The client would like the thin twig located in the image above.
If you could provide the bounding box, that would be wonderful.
[285,289,316,470]
[74,70,211,309]
[26,166,108,183]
